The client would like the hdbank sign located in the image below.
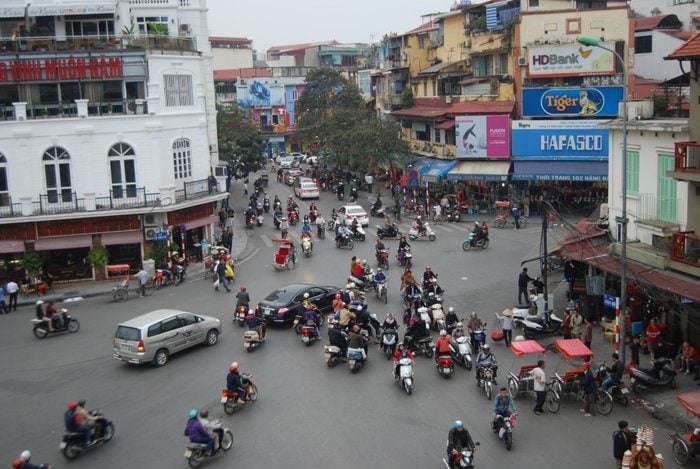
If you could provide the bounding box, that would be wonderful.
[511,120,609,160]
[521,87,623,118]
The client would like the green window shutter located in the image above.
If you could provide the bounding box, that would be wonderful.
[626,151,639,194]
[657,154,676,223]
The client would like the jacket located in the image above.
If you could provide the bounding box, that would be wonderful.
[64,410,79,431]
[186,418,210,442]
[435,336,452,355]
[492,394,516,413]
[448,427,475,451]
[347,331,364,349]
[236,291,250,306]
[581,369,597,394]
[406,320,428,340]
[332,298,344,313]
[339,308,355,326]
[613,430,632,459]
[518,271,532,288]
[227,371,242,392]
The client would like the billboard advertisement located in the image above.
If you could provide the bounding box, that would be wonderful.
[511,120,609,160]
[527,42,616,77]
[521,86,623,117]
[455,115,510,159]
[236,80,285,107]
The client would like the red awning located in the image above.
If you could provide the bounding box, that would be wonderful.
[391,106,450,118]
[678,392,700,418]
[556,339,593,359]
[185,215,218,230]
[435,120,455,130]
[101,231,143,246]
[510,340,545,356]
[34,235,92,251]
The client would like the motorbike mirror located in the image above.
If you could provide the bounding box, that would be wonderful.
[475,442,480,446]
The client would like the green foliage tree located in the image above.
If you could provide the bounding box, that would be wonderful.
[22,246,43,274]
[87,246,110,268]
[400,87,413,109]
[217,104,266,179]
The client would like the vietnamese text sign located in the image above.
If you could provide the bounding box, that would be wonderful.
[522,87,623,117]
[0,56,123,83]
[528,42,616,77]
[511,120,609,160]
[455,115,510,159]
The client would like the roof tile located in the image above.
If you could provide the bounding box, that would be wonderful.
[665,31,700,60]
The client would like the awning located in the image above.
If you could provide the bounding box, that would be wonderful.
[184,215,218,230]
[419,61,458,75]
[0,7,25,18]
[406,158,433,174]
[29,3,116,16]
[512,161,608,182]
[101,231,143,246]
[34,235,92,251]
[510,340,545,357]
[0,240,25,254]
[447,161,510,181]
[421,159,457,183]
[556,339,593,359]
[435,120,455,130]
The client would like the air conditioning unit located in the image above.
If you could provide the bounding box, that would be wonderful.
[180,24,192,34]
[445,96,452,104]
[144,226,161,241]
[518,57,528,66]
[464,58,471,67]
[144,212,167,227]
[464,39,472,48]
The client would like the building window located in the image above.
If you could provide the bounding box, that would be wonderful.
[43,146,73,203]
[0,154,8,206]
[529,0,539,6]
[626,151,639,195]
[473,56,493,77]
[292,88,298,101]
[136,16,169,35]
[108,143,137,199]
[164,74,193,107]
[418,36,426,49]
[566,18,582,34]
[172,139,192,180]
[634,35,652,54]
[495,53,509,75]
[66,18,115,38]
[575,0,607,8]
[432,79,437,96]
[657,154,677,223]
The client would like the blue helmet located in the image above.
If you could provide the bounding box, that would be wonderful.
[188,409,198,419]
[453,420,464,429]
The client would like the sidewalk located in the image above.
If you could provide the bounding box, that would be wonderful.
[15,190,249,308]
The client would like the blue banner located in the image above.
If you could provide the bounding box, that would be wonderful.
[522,87,623,118]
[511,120,609,160]
[604,294,618,309]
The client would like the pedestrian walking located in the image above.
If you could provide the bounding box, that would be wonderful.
[583,317,593,359]
[517,267,533,305]
[134,269,149,296]
[512,205,521,229]
[0,286,8,314]
[613,420,634,468]
[532,360,546,415]
[6,279,18,312]
[628,335,641,367]
[570,309,583,339]
[499,309,513,347]
[279,217,289,240]
[214,260,231,293]
[560,310,572,339]
[645,318,665,361]
[581,361,596,417]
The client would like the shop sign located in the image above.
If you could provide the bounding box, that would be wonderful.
[604,294,618,308]
[527,42,615,77]
[455,115,510,159]
[511,120,609,160]
[152,231,167,241]
[0,56,123,83]
[522,87,623,117]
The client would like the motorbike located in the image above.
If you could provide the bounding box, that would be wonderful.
[245,214,254,229]
[221,373,258,414]
[478,365,496,399]
[376,279,388,304]
[263,199,270,213]
[317,223,326,239]
[431,303,446,331]
[335,233,354,250]
[370,205,386,218]
[409,223,436,242]
[337,188,345,200]
[450,335,473,370]
[233,305,248,327]
[471,328,486,353]
[152,269,173,289]
[243,327,265,352]
[32,311,80,339]
[60,410,114,460]
[445,208,462,223]
[349,225,366,242]
[397,247,413,268]
[382,327,399,359]
[173,264,187,285]
[462,232,489,251]
[184,419,233,468]
[406,335,434,358]
[324,345,345,367]
[377,223,401,239]
[492,413,517,451]
[376,249,390,271]
[514,311,562,340]
[596,365,629,406]
[299,323,320,346]
[436,354,455,379]
[396,357,415,395]
[288,210,299,226]
[348,332,369,373]
[301,236,313,258]
[443,443,479,469]
[256,213,264,227]
[629,357,677,393]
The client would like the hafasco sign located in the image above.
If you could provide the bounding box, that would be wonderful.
[0,56,123,83]
[522,87,623,117]
[528,42,615,77]
[511,120,609,160]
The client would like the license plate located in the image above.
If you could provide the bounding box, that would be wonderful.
[220,396,228,403]
[443,368,451,373]
[264,309,271,316]
[59,442,66,450]
[120,344,130,352]
[301,336,309,342]
[184,450,192,458]
[349,360,355,366]
[621,387,630,394]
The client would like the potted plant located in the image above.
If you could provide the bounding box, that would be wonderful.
[146,21,169,48]
[87,246,109,281]
[120,23,136,48]
[22,246,44,277]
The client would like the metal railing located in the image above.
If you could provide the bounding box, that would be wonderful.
[36,192,86,214]
[637,193,679,225]
[94,187,161,210]
[674,141,700,173]
[0,201,22,217]
[672,231,700,267]
[0,34,196,54]
[2,100,148,121]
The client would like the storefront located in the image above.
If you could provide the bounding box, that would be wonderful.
[166,204,217,261]
[0,240,25,281]
[446,161,511,213]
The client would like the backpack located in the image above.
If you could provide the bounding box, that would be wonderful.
[341,290,351,304]
[36,305,44,320]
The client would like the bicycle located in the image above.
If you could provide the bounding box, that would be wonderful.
[494,215,528,229]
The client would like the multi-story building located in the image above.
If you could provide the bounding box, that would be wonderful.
[210,36,254,71]
[0,0,223,282]
[630,0,700,31]
[634,14,693,82]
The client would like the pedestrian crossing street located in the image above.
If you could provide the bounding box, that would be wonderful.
[256,221,465,248]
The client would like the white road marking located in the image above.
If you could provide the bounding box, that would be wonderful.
[260,234,274,248]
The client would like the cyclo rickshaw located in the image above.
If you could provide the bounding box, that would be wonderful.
[506,339,560,413]
[272,238,297,271]
[551,338,613,415]
[494,200,528,229]
[669,392,700,466]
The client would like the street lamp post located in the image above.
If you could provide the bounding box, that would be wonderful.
[577,36,628,366]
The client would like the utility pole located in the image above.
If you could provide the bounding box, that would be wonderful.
[541,201,549,312]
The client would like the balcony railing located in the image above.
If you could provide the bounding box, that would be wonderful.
[1,99,148,122]
[35,192,86,215]
[637,193,679,225]
[674,141,700,173]
[261,124,293,134]
[409,140,456,158]
[0,34,196,55]
[672,231,700,268]
[95,188,161,210]
[0,198,22,217]
[175,178,220,203]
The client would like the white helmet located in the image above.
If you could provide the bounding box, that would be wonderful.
[349,282,356,288]
[303,293,309,299]
[482,344,491,352]
[448,307,455,313]
[428,292,435,298]
[470,311,477,318]
[20,450,31,462]
[345,283,352,289]
[417,307,428,313]
[439,330,447,336]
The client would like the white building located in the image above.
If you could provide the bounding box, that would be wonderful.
[634,14,693,81]
[0,0,224,282]
[630,0,700,31]
[210,36,254,70]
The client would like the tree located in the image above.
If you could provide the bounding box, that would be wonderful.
[217,104,266,179]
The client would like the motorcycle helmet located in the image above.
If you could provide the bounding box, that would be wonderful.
[200,410,209,419]
[349,282,356,288]
[474,222,480,226]
[376,268,382,273]
[345,283,352,289]
[425,266,431,270]
[470,311,477,318]
[456,322,463,328]
[448,307,455,313]
[428,292,435,298]
[67,401,78,410]
[36,300,44,305]
[454,420,464,429]
[229,361,239,373]
[362,259,367,265]
[583,361,591,368]
[19,450,31,462]
[77,399,86,407]
[439,330,447,336]
[61,308,68,313]
[353,325,360,332]
[303,293,309,299]
[188,409,198,419]
[482,344,491,352]
[240,286,247,292]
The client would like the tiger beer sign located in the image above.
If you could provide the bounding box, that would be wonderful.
[521,87,623,117]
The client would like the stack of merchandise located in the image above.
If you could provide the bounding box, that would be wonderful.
[621,425,665,469]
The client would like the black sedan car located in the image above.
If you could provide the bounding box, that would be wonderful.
[256,283,340,324]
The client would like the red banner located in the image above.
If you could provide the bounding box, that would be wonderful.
[0,56,122,83]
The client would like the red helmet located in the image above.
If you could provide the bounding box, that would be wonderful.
[229,361,239,373]
[240,286,247,292]
[353,325,360,332]
[67,401,78,410]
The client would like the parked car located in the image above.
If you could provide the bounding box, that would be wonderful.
[304,155,319,165]
[112,309,221,367]
[257,284,339,324]
[290,152,307,162]
[278,157,294,168]
[338,204,369,227]
[284,169,303,185]
[294,180,320,199]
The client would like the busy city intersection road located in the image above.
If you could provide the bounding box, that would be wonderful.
[0,175,684,468]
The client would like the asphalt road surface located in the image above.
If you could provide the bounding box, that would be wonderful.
[0,172,683,468]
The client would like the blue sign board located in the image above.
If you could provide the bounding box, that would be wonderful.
[522,87,623,118]
[511,120,609,160]
[604,294,618,309]
[152,231,167,241]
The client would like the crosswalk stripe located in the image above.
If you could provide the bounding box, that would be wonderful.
[260,234,273,248]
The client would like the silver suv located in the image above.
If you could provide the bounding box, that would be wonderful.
[113,309,221,367]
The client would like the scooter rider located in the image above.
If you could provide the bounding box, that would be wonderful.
[245,309,266,340]
[375,238,386,262]
[393,343,415,380]
[447,420,476,467]
[226,362,248,403]
[423,266,438,287]
[373,268,387,290]
[347,325,367,359]
[476,344,498,381]
[404,315,428,348]
[235,286,250,310]
[185,409,215,457]
[64,401,92,446]
[492,387,517,429]
[602,352,624,391]
[414,216,427,237]
[473,222,487,241]
[11,450,51,469]
[328,323,348,357]
[467,312,486,353]
[446,307,460,331]
[435,330,452,363]
[315,213,326,237]
[372,195,382,213]
[198,409,224,451]
[451,322,466,341]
